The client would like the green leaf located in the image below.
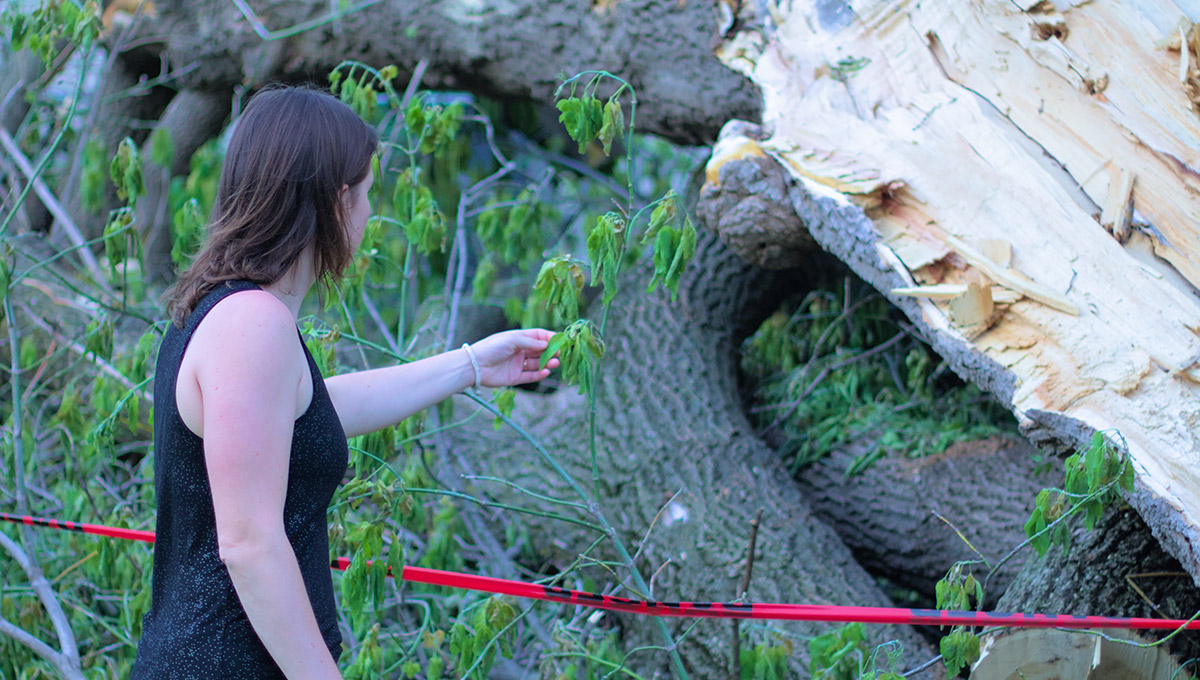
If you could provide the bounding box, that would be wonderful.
[540,333,567,370]
[598,97,624,156]
[171,198,205,267]
[1119,456,1135,492]
[84,318,114,362]
[587,212,625,304]
[109,137,144,207]
[556,96,603,153]
[643,191,678,245]
[663,216,697,301]
[149,128,174,168]
[492,388,516,430]
[472,257,497,303]
[79,139,107,214]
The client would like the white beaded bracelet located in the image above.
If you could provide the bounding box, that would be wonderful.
[461,343,482,391]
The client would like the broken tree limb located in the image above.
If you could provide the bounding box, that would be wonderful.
[709,0,1200,589]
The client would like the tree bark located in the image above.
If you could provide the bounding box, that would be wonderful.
[122,0,761,147]
[706,0,1200,589]
[997,506,1200,663]
[443,221,938,678]
[135,89,231,283]
[794,435,1056,608]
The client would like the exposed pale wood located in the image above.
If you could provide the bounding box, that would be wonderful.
[892,283,968,300]
[972,629,1182,680]
[979,239,1012,269]
[949,281,996,339]
[893,283,1021,304]
[1100,167,1135,243]
[713,0,1200,583]
[945,234,1079,315]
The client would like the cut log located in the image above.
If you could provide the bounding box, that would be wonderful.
[972,629,1184,680]
[710,0,1200,588]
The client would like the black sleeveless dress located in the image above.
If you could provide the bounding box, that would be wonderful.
[132,281,348,679]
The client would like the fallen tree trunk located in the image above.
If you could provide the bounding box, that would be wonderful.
[794,435,1055,607]
[121,0,761,146]
[993,506,1200,666]
[444,224,937,677]
[709,0,1200,589]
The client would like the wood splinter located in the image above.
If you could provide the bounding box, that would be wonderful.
[1101,167,1136,244]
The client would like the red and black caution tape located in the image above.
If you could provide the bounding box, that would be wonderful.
[4,511,1199,630]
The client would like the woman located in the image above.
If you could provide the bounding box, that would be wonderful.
[131,86,558,678]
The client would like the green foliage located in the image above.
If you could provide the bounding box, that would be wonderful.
[541,319,605,396]
[646,214,695,302]
[808,624,905,680]
[2,0,100,64]
[938,630,980,678]
[393,168,447,256]
[586,211,625,305]
[149,128,175,168]
[742,281,1015,474]
[932,563,983,677]
[170,198,205,268]
[0,49,706,678]
[533,256,586,326]
[79,138,108,214]
[474,189,551,268]
[540,625,632,680]
[1025,431,1134,557]
[492,388,516,430]
[109,137,145,208]
[556,96,605,155]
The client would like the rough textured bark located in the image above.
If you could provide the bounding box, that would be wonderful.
[444,224,937,677]
[709,0,1200,588]
[996,506,1200,663]
[121,0,761,146]
[794,435,1056,607]
[135,89,231,283]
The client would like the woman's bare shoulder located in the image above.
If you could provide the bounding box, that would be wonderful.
[185,289,302,379]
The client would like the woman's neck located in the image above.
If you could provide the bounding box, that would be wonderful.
[262,253,315,319]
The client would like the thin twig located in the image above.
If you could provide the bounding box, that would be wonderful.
[631,488,684,564]
[932,510,992,571]
[20,301,151,401]
[230,0,384,41]
[0,128,107,283]
[731,509,763,679]
[378,58,428,176]
[903,653,943,677]
[0,616,77,679]
[1125,572,1189,619]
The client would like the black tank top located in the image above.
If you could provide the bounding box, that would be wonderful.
[132,280,348,678]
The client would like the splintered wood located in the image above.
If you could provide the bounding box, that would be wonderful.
[712,0,1200,579]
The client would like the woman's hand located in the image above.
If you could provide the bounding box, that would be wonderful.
[469,329,561,388]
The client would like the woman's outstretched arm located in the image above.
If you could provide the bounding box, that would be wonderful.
[326,328,560,439]
[196,292,343,680]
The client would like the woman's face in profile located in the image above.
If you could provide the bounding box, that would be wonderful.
[344,168,374,252]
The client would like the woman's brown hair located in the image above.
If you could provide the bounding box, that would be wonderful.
[165,85,378,326]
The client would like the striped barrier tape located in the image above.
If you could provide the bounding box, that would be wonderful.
[3,511,1198,630]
